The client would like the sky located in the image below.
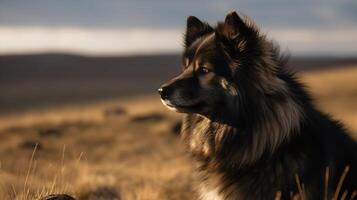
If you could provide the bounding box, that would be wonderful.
[0,0,356,56]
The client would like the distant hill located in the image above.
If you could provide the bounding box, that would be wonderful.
[0,53,356,114]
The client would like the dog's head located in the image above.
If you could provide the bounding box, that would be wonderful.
[159,11,280,121]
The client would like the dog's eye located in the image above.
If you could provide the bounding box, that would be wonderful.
[198,67,210,74]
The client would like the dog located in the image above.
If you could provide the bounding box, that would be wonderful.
[158,11,357,199]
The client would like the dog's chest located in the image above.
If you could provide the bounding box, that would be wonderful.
[199,185,223,200]
[197,170,243,200]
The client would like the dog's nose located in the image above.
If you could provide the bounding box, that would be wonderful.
[158,87,163,95]
[158,86,169,99]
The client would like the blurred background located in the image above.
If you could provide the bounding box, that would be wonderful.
[0,1,356,199]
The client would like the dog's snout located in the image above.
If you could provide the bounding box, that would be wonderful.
[158,86,171,99]
[159,73,190,99]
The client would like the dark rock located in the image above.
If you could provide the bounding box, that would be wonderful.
[40,194,75,200]
[38,128,62,137]
[103,107,127,118]
[130,113,165,123]
[62,121,96,130]
[19,140,42,150]
[171,121,182,135]
[78,186,120,200]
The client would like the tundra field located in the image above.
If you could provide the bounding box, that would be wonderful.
[0,64,356,199]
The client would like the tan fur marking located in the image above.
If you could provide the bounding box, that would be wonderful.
[236,40,247,51]
[184,57,190,67]
[220,78,238,96]
[195,33,215,57]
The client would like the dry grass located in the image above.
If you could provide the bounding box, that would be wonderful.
[0,66,356,199]
[275,166,356,200]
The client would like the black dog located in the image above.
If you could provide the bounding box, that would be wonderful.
[159,11,357,199]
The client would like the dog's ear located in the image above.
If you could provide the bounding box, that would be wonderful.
[224,11,249,37]
[216,11,258,52]
[185,16,213,47]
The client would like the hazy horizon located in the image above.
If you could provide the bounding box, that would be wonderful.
[1,0,357,56]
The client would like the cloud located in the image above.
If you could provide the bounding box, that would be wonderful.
[0,26,356,56]
[266,28,357,56]
[0,27,183,55]
[0,0,356,29]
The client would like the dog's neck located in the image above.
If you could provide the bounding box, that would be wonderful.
[182,87,303,169]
